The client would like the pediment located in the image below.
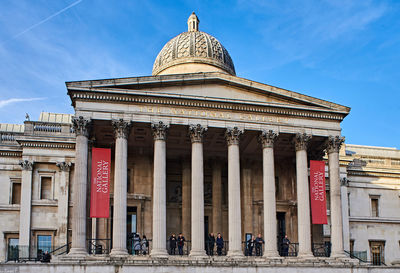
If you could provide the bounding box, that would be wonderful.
[67,72,350,116]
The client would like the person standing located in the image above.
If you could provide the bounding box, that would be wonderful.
[133,233,141,255]
[216,233,224,256]
[169,233,177,255]
[141,235,149,255]
[255,233,265,256]
[208,233,215,256]
[282,234,290,257]
[177,233,185,256]
[247,235,255,256]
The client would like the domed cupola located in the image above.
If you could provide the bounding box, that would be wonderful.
[152,12,236,76]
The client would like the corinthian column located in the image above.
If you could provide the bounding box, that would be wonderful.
[327,135,346,258]
[225,127,244,258]
[19,160,33,258]
[110,119,131,256]
[260,130,279,258]
[189,124,207,257]
[150,121,169,257]
[56,162,72,247]
[294,133,313,258]
[69,116,91,256]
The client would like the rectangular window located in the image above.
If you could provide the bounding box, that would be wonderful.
[350,240,355,256]
[371,198,379,217]
[369,241,385,265]
[11,183,21,204]
[40,177,52,199]
[7,238,19,261]
[37,235,52,256]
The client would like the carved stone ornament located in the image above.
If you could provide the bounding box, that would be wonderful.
[294,133,311,151]
[327,135,345,154]
[72,116,91,137]
[56,162,72,172]
[259,130,278,148]
[225,127,243,146]
[151,121,169,141]
[189,124,207,143]
[340,177,349,187]
[112,119,132,139]
[19,160,33,171]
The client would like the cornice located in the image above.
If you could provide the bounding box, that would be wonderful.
[347,170,400,178]
[17,140,75,150]
[0,150,22,157]
[349,216,400,224]
[69,89,347,121]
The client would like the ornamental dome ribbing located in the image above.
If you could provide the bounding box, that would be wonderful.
[152,12,236,76]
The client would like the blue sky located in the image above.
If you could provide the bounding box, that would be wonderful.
[0,0,399,148]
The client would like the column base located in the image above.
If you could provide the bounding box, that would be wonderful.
[297,252,314,259]
[67,247,88,258]
[189,249,207,258]
[331,251,346,259]
[110,248,128,257]
[263,250,281,259]
[150,248,169,258]
[227,250,244,259]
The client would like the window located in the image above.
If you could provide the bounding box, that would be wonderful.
[350,240,355,256]
[347,192,351,216]
[11,182,21,204]
[275,177,279,198]
[371,198,379,217]
[7,238,19,261]
[369,241,385,265]
[40,177,52,199]
[37,235,52,256]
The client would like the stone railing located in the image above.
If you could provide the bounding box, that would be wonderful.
[24,121,73,136]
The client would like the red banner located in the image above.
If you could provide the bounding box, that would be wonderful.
[309,160,328,224]
[90,148,111,218]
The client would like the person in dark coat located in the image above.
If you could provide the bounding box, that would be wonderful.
[282,234,290,256]
[177,233,185,255]
[216,233,224,256]
[207,233,215,256]
[247,235,255,256]
[41,251,51,263]
[255,233,265,256]
[169,234,177,255]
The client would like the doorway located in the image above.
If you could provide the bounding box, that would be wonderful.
[277,212,286,252]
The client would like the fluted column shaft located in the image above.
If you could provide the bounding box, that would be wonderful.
[328,136,346,258]
[226,127,244,257]
[19,160,33,257]
[56,162,71,246]
[69,116,90,256]
[189,124,207,257]
[181,161,191,240]
[151,122,169,257]
[111,119,131,256]
[294,133,313,257]
[260,130,279,257]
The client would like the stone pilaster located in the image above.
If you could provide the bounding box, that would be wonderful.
[327,135,346,258]
[189,124,207,257]
[19,160,33,258]
[341,178,350,253]
[69,116,91,257]
[151,121,169,257]
[260,130,279,258]
[111,119,131,256]
[212,160,222,234]
[56,162,72,247]
[225,127,244,257]
[181,160,191,240]
[294,133,313,258]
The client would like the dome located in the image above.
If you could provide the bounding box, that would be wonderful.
[152,13,236,76]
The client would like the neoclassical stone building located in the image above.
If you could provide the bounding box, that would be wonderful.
[0,13,399,271]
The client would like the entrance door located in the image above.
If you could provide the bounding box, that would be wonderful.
[127,206,137,235]
[277,212,286,253]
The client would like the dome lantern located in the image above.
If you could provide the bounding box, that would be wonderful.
[152,13,236,76]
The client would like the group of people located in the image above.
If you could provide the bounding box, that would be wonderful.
[206,233,225,256]
[246,234,265,256]
[168,233,186,255]
[130,233,149,255]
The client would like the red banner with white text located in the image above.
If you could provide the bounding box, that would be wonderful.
[90,148,111,218]
[309,160,328,224]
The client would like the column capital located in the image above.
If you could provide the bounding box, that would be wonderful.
[225,127,243,146]
[259,129,278,148]
[72,116,91,137]
[294,133,311,151]
[151,121,169,141]
[19,160,33,171]
[327,135,345,154]
[56,162,72,172]
[340,177,349,187]
[189,124,207,143]
[112,119,132,139]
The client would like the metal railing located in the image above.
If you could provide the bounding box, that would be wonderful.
[87,239,111,255]
[127,237,150,255]
[278,243,299,257]
[6,244,70,262]
[312,242,331,257]
[344,250,386,266]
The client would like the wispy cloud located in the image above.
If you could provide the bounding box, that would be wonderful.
[0,98,46,109]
